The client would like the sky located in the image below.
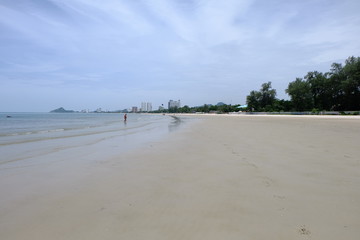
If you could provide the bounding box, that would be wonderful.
[1,0,360,112]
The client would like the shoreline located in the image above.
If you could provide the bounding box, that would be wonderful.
[166,112,360,120]
[1,115,359,239]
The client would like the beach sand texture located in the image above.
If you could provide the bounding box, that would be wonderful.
[1,115,359,240]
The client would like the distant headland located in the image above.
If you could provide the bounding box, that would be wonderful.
[50,107,75,113]
[49,107,127,113]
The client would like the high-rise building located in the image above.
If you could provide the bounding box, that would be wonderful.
[168,99,181,109]
[147,102,152,112]
[141,102,147,112]
[141,102,152,112]
[131,106,138,113]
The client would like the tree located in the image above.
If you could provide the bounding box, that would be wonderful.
[246,82,277,111]
[272,99,293,112]
[246,90,261,111]
[202,104,210,113]
[286,78,313,111]
[340,56,360,110]
[168,107,179,113]
[328,56,360,110]
[305,71,330,110]
[260,82,277,108]
[179,105,191,113]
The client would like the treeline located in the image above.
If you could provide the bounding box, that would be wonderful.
[247,56,360,112]
[153,104,241,114]
[151,56,359,114]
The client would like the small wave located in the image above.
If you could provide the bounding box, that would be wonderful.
[0,116,168,147]
[1,131,34,137]
[38,130,49,134]
[39,128,65,133]
[8,133,20,136]
[1,128,66,137]
[53,128,65,132]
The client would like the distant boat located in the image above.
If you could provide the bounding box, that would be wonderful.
[6,115,12,118]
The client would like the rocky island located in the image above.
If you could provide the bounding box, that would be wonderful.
[50,107,75,113]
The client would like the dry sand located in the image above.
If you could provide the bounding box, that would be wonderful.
[1,115,360,240]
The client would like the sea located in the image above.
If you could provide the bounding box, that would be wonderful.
[0,113,184,169]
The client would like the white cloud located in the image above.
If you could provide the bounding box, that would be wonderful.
[143,0,253,46]
[58,0,154,35]
[0,0,360,111]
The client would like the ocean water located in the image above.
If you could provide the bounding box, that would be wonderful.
[0,113,181,168]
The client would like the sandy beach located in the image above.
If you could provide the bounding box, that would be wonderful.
[1,115,360,240]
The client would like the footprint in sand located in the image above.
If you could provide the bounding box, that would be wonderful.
[254,176,274,187]
[259,176,274,187]
[299,225,311,235]
[231,150,240,156]
[273,195,286,200]
[241,157,259,169]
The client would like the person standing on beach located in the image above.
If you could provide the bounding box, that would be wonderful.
[124,113,127,122]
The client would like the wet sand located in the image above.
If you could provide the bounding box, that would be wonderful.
[1,115,360,239]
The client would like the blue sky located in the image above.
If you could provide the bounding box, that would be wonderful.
[1,0,359,112]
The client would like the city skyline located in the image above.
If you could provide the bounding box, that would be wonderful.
[49,99,185,113]
[1,0,360,112]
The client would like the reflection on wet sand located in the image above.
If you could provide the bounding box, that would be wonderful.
[168,115,182,132]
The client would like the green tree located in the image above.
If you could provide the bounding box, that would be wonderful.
[246,82,277,111]
[168,107,179,113]
[193,104,211,113]
[327,56,360,110]
[246,90,261,111]
[340,56,360,110]
[286,78,313,111]
[179,105,191,113]
[202,104,210,113]
[305,71,330,110]
[260,82,277,108]
[272,99,293,112]
[209,105,218,112]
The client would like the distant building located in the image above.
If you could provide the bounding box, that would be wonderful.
[131,106,138,113]
[168,99,181,109]
[141,102,152,112]
[159,104,165,111]
[141,102,147,112]
[147,102,152,112]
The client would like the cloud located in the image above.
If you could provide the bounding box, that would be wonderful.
[0,0,360,111]
[58,0,154,35]
[142,0,253,46]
